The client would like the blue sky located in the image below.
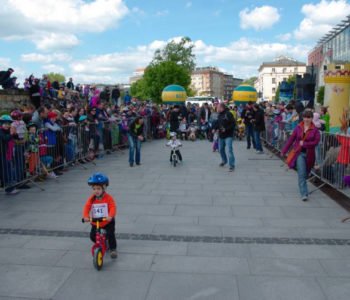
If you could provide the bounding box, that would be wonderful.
[1,0,350,85]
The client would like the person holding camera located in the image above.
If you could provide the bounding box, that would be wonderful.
[216,103,236,172]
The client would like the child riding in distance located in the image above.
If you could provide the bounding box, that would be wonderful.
[82,173,118,259]
[166,132,183,163]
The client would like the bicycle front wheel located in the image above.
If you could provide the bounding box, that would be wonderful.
[93,247,104,271]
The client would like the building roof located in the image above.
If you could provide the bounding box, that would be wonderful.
[258,56,306,71]
[313,14,350,49]
[192,66,223,74]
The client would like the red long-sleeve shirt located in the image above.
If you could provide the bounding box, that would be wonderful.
[82,192,117,227]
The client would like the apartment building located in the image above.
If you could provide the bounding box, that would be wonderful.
[255,56,306,101]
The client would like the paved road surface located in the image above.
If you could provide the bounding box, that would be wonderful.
[0,139,350,300]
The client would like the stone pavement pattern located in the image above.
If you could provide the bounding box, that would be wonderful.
[1,139,350,299]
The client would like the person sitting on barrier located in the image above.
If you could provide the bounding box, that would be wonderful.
[82,173,118,259]
[281,110,320,202]
[0,115,20,195]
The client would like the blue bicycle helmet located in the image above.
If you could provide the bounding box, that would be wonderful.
[87,173,109,186]
[0,115,13,123]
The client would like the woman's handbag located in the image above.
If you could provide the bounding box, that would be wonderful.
[286,147,299,165]
[285,130,310,165]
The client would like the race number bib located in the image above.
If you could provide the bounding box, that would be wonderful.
[91,203,108,218]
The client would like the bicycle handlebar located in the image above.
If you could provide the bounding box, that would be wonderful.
[81,217,107,223]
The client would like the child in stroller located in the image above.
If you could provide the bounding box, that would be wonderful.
[179,117,188,140]
[188,121,197,141]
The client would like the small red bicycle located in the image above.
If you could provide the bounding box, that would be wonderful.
[82,217,108,271]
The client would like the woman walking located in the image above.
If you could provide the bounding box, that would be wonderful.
[281,110,320,201]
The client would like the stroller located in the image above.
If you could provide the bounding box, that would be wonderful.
[157,121,166,139]
[198,121,208,140]
[188,121,198,141]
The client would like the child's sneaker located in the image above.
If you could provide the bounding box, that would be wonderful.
[110,250,118,259]
[6,189,19,195]
[48,172,58,179]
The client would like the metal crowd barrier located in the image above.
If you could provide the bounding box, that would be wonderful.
[0,116,154,192]
[0,120,125,192]
[263,117,350,197]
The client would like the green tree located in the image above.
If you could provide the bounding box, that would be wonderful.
[275,83,280,103]
[46,72,65,83]
[130,79,147,100]
[131,38,195,103]
[317,86,325,105]
[152,37,196,72]
[285,75,297,99]
[242,77,257,86]
[142,61,191,103]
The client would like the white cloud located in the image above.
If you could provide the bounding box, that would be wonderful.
[186,2,192,8]
[294,0,350,40]
[21,53,72,64]
[42,64,65,73]
[68,37,310,84]
[193,38,310,78]
[240,6,280,30]
[70,46,156,83]
[131,7,146,16]
[73,74,115,84]
[36,33,80,51]
[155,10,169,17]
[277,33,292,42]
[0,0,128,50]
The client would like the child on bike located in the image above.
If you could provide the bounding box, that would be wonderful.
[82,173,118,259]
[166,132,182,162]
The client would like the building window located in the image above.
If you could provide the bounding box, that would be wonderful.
[272,78,276,84]
[272,88,276,93]
[272,68,275,73]
[294,67,298,72]
[283,68,287,73]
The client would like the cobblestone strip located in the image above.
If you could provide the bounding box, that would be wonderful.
[1,228,350,245]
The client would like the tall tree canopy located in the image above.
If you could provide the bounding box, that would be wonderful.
[152,37,196,72]
[46,72,65,83]
[131,37,195,103]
